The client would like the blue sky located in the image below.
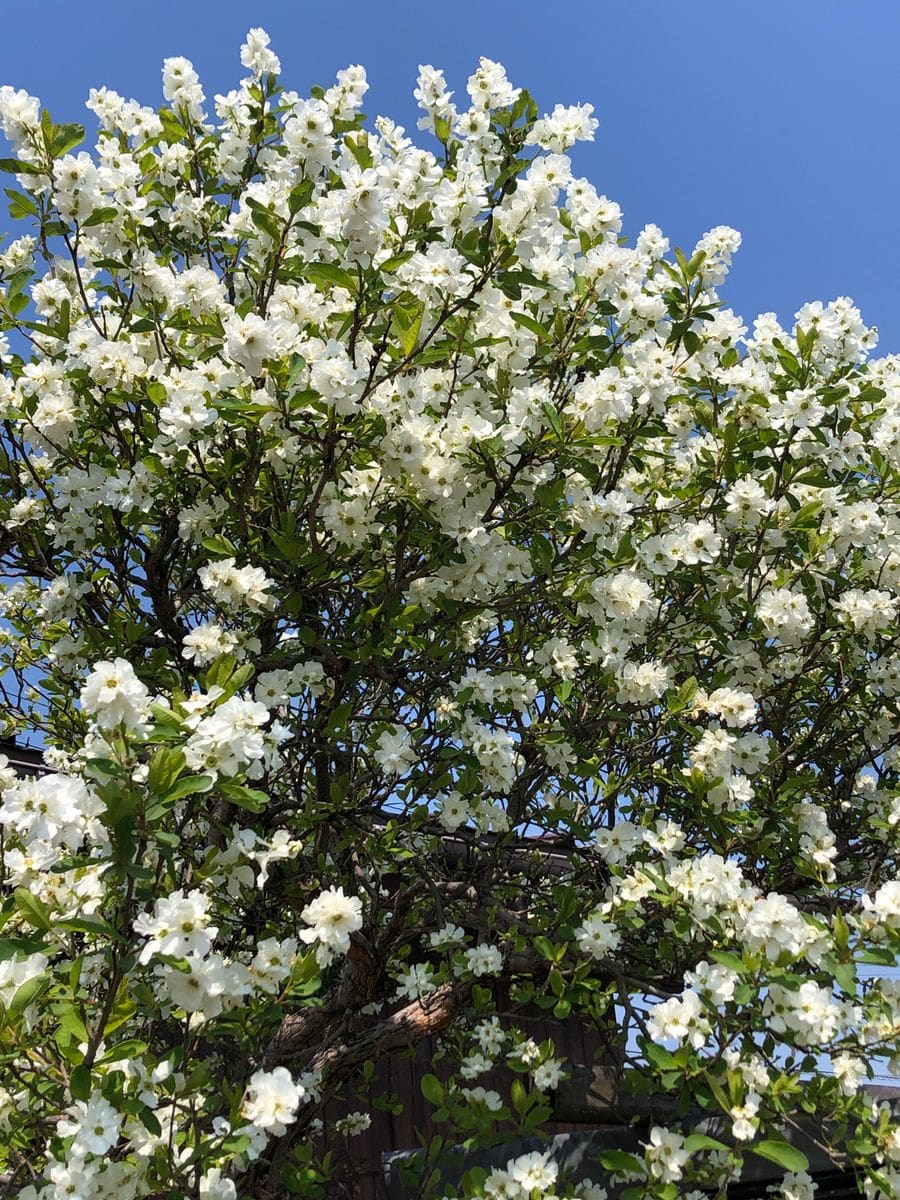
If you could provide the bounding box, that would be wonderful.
[1,0,899,349]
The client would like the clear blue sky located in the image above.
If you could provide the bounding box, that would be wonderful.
[1,0,899,349]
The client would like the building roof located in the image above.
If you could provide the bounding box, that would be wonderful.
[382,1092,900,1200]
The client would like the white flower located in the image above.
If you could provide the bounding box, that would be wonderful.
[527,102,598,152]
[644,1126,689,1182]
[646,989,710,1050]
[510,1037,541,1066]
[240,27,280,77]
[242,1067,305,1136]
[575,910,621,959]
[58,1091,121,1156]
[335,1110,372,1135]
[576,1183,608,1200]
[373,726,417,776]
[507,1150,558,1192]
[133,889,218,965]
[701,686,758,728]
[684,960,739,1004]
[183,695,273,778]
[532,1058,565,1091]
[200,1167,237,1200]
[0,951,48,1010]
[863,880,900,930]
[616,659,670,705]
[474,1017,505,1054]
[459,1051,491,1079]
[250,937,298,995]
[430,922,466,948]
[182,623,239,666]
[199,558,275,612]
[246,829,303,887]
[832,1051,866,1095]
[743,893,812,961]
[730,1091,760,1140]
[80,658,150,731]
[462,943,502,977]
[777,1171,816,1200]
[595,819,644,864]
[224,313,274,376]
[757,587,814,643]
[437,791,471,831]
[833,587,896,639]
[395,963,437,1001]
[298,886,363,965]
[765,979,842,1046]
[0,773,102,850]
[459,1086,503,1111]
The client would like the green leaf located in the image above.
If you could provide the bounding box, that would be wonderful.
[345,133,374,169]
[859,947,896,965]
[684,1133,730,1153]
[203,654,238,690]
[753,1140,810,1173]
[139,1106,162,1137]
[420,1073,443,1105]
[8,972,50,1018]
[541,401,563,439]
[709,949,746,974]
[14,887,52,931]
[433,115,451,144]
[220,1132,252,1156]
[530,533,554,576]
[250,206,281,241]
[98,1039,148,1064]
[5,188,38,219]
[161,774,214,803]
[81,207,118,228]
[379,251,414,274]
[146,747,186,797]
[269,530,306,562]
[70,1064,92,1101]
[644,1041,679,1070]
[510,310,547,339]
[833,960,856,994]
[394,301,424,356]
[667,675,699,714]
[356,569,386,592]
[215,782,269,813]
[0,158,44,175]
[57,916,121,941]
[547,967,565,997]
[288,179,314,214]
[102,987,136,1036]
[56,298,70,340]
[223,663,255,696]
[597,1149,643,1177]
[51,123,85,158]
[301,261,356,292]
[833,910,850,954]
[56,1005,90,1042]
[200,536,238,557]
[0,937,51,961]
[533,935,555,960]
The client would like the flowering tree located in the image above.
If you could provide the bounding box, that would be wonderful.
[1,25,900,1200]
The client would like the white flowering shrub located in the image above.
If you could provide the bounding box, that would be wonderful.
[1,26,900,1200]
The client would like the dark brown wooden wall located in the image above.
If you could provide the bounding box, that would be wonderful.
[319,1008,616,1199]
